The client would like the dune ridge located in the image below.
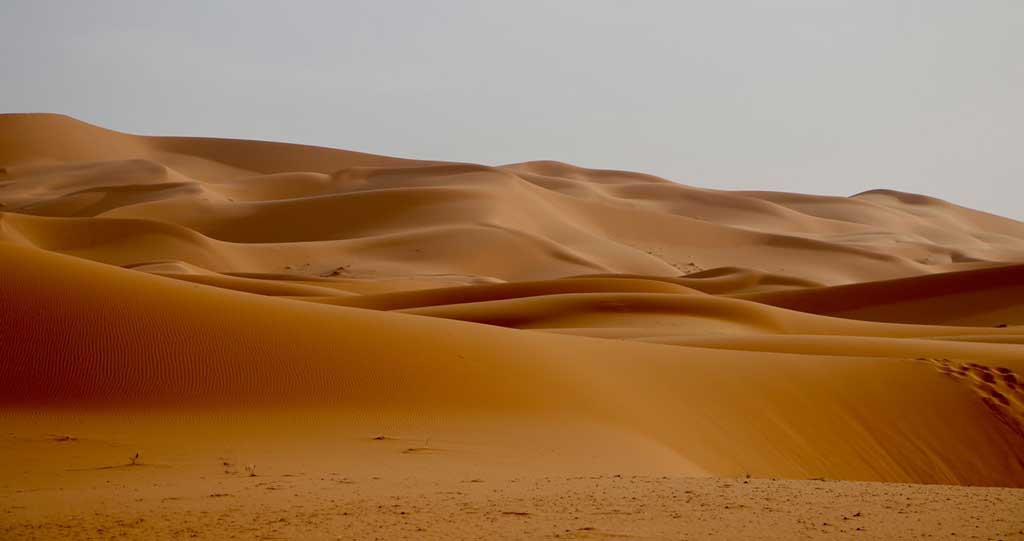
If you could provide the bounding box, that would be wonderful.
[3,114,1024,492]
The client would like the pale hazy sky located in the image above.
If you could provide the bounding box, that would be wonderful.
[3,1,1022,218]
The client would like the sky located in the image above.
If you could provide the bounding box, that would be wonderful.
[3,0,1022,218]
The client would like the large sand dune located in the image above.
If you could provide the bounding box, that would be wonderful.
[2,114,1023,537]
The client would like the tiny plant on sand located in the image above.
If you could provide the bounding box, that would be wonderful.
[129,452,140,466]
[245,464,257,477]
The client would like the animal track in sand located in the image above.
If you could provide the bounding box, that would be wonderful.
[401,447,445,455]
[921,358,1024,438]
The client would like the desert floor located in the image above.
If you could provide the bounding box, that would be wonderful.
[2,417,1023,540]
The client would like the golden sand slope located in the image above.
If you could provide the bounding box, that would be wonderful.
[2,114,1024,497]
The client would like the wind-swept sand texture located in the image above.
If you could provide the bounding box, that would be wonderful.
[2,114,1023,538]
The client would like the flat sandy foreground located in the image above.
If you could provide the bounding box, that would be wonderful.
[2,114,1024,538]
[2,414,1023,540]
[4,474,1024,540]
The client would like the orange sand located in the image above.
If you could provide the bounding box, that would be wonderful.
[2,113,1023,538]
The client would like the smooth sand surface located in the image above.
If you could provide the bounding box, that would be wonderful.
[2,114,1023,538]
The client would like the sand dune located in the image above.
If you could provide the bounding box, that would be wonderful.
[5,241,1024,486]
[739,263,1024,326]
[3,113,1024,537]
[6,114,1024,286]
